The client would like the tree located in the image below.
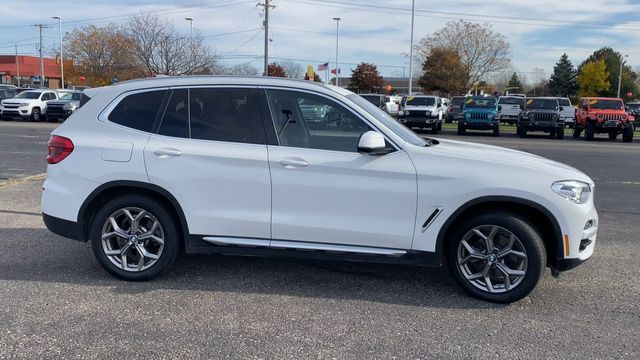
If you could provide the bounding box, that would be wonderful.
[304,73,323,82]
[418,47,467,95]
[214,63,259,75]
[64,24,140,86]
[507,73,523,92]
[415,20,511,90]
[348,62,383,93]
[548,53,578,97]
[577,60,610,97]
[267,63,286,77]
[579,47,638,99]
[126,12,216,76]
[276,60,303,78]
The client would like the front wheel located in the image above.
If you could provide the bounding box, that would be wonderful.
[446,211,546,303]
[492,125,500,137]
[556,127,564,140]
[90,195,180,281]
[30,108,41,122]
[457,124,466,136]
[517,126,526,138]
[573,127,582,138]
[622,125,634,143]
[585,121,595,141]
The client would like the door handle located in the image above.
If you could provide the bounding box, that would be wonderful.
[153,148,182,158]
[279,157,308,168]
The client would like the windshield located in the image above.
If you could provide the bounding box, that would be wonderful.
[59,92,81,100]
[15,91,41,99]
[589,99,624,110]
[347,94,427,147]
[627,103,640,110]
[450,97,466,106]
[499,97,525,106]
[405,96,435,106]
[526,98,558,109]
[465,98,495,108]
[557,98,571,107]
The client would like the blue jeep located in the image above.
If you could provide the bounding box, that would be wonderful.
[458,97,500,136]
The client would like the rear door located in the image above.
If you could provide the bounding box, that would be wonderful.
[144,87,271,240]
[263,88,417,250]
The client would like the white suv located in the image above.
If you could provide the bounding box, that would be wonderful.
[42,76,598,303]
[0,89,57,121]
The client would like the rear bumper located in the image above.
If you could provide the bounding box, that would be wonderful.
[43,213,86,242]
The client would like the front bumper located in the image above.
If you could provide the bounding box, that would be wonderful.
[518,120,564,132]
[460,119,499,130]
[398,117,439,127]
[593,120,631,133]
[0,107,31,118]
[45,108,74,119]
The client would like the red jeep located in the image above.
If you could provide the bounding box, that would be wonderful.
[574,97,635,142]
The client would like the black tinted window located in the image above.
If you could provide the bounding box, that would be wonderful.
[109,90,166,132]
[189,88,265,144]
[79,93,91,108]
[557,98,571,107]
[159,89,189,138]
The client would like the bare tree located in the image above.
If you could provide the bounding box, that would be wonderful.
[126,12,216,76]
[415,20,511,91]
[275,60,304,78]
[214,63,260,75]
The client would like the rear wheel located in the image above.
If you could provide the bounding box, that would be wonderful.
[622,125,634,143]
[556,127,564,140]
[446,211,546,303]
[492,125,500,137]
[90,195,180,281]
[585,121,595,141]
[517,126,526,138]
[457,123,466,136]
[572,127,582,138]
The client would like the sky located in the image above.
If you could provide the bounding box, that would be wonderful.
[1,0,639,82]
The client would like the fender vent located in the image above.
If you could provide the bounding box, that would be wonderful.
[421,207,443,233]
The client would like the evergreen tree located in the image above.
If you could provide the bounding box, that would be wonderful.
[548,53,578,97]
[507,72,523,92]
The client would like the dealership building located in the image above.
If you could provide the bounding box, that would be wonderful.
[0,55,63,88]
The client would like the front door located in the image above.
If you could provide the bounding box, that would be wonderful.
[263,88,417,250]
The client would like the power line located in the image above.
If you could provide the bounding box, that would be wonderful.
[219,29,263,57]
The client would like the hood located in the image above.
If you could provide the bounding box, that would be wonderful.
[419,138,592,184]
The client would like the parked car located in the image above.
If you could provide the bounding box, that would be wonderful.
[397,95,444,134]
[441,97,450,117]
[359,94,385,108]
[574,97,634,142]
[497,96,524,125]
[556,98,575,128]
[0,85,17,102]
[445,96,467,123]
[517,97,565,139]
[458,96,500,136]
[383,95,401,116]
[42,76,598,303]
[0,89,57,121]
[44,90,81,123]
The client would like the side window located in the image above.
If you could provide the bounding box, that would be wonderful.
[189,88,265,144]
[49,92,57,100]
[158,89,189,138]
[265,89,372,152]
[108,90,166,132]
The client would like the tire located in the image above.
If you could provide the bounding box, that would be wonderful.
[517,126,526,138]
[30,107,41,122]
[572,127,582,138]
[430,125,438,134]
[608,131,618,140]
[457,123,466,136]
[492,125,500,137]
[585,121,595,141]
[445,211,546,303]
[90,195,181,281]
[556,127,564,140]
[622,125,634,143]
[437,120,442,131]
[549,130,556,139]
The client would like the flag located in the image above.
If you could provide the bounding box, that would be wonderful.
[318,62,329,71]
[331,68,341,74]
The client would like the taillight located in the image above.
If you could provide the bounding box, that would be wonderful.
[47,135,74,164]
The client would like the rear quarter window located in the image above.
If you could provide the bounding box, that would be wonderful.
[108,90,167,132]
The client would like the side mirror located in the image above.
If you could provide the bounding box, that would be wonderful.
[358,131,388,155]
[559,106,564,112]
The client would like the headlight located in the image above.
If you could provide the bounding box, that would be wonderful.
[20,102,30,107]
[551,180,592,204]
[488,113,494,119]
[425,110,431,116]
[63,103,77,110]
[529,113,535,120]
[465,112,471,118]
[553,114,559,121]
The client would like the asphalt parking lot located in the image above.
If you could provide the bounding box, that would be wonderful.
[1,121,639,359]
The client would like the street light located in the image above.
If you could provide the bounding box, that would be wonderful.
[617,54,628,98]
[52,16,63,89]
[184,17,194,39]
[332,17,341,87]
[185,17,194,75]
[408,0,415,94]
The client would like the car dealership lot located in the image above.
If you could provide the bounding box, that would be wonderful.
[1,121,639,358]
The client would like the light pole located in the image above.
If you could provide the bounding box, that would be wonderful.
[185,17,194,39]
[617,54,628,98]
[52,16,63,89]
[332,17,341,87]
[185,17,194,74]
[408,0,415,94]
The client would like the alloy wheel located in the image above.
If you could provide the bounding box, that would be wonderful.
[101,207,165,272]
[457,225,528,293]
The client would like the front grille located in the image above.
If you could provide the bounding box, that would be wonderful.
[599,113,624,121]
[2,104,19,109]
[470,113,488,120]
[533,112,555,122]
[2,110,20,116]
[406,111,430,118]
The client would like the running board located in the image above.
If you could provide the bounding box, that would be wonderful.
[201,236,407,257]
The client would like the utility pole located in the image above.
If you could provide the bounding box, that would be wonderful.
[15,43,20,87]
[408,0,415,94]
[332,17,341,87]
[52,16,63,88]
[258,0,276,76]
[35,24,46,87]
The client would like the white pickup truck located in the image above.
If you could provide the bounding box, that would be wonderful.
[557,97,575,128]
[497,96,525,125]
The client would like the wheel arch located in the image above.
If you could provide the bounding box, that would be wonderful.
[78,181,190,247]
[436,196,563,268]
